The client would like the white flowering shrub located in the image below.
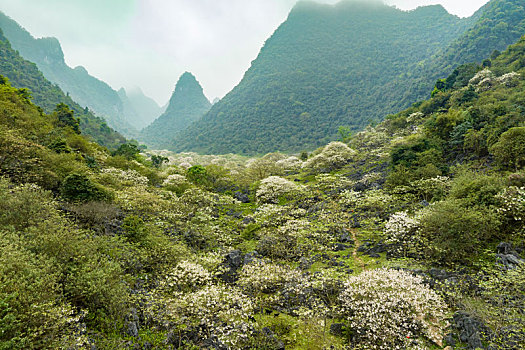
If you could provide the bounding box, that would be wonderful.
[237,261,302,295]
[469,68,495,86]
[313,173,355,192]
[384,211,421,257]
[303,141,356,172]
[161,284,255,347]
[496,71,521,87]
[276,156,303,172]
[99,167,149,186]
[159,261,212,292]
[341,189,394,213]
[339,268,448,349]
[496,186,525,222]
[256,176,303,204]
[162,173,192,195]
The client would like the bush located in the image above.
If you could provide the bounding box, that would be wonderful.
[490,127,525,170]
[339,268,448,349]
[256,176,303,204]
[60,173,112,202]
[303,141,356,172]
[418,199,500,266]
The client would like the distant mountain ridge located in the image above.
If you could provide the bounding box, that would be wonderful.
[0,11,138,137]
[170,0,525,155]
[0,28,126,149]
[119,87,163,130]
[139,72,211,149]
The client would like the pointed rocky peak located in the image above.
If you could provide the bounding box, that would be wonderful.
[164,72,210,114]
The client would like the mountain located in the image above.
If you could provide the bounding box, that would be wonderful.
[393,0,525,108]
[170,0,525,155]
[169,0,474,155]
[140,72,211,149]
[0,11,137,137]
[0,28,126,149]
[118,87,163,130]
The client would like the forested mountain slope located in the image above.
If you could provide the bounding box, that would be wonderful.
[392,0,525,109]
[0,29,125,149]
[140,72,211,149]
[170,1,472,154]
[0,11,137,137]
[171,0,525,155]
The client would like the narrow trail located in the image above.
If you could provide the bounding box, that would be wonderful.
[350,228,366,270]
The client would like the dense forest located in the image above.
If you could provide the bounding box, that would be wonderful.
[1,10,525,345]
[0,29,126,150]
[140,72,211,150]
[169,0,525,155]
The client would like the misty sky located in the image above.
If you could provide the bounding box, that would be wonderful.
[0,0,490,105]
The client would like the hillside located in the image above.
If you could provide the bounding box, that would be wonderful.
[1,32,525,348]
[171,0,525,155]
[0,11,137,137]
[170,1,473,154]
[0,28,126,149]
[140,72,211,149]
[392,0,525,109]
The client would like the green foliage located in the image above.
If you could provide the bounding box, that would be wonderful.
[186,165,208,185]
[490,126,525,169]
[60,173,112,202]
[150,154,168,168]
[419,199,500,266]
[0,28,126,149]
[113,143,140,160]
[54,103,80,133]
[122,215,147,243]
[170,2,475,154]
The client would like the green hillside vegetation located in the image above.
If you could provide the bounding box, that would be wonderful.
[171,0,525,155]
[140,72,211,149]
[1,32,524,349]
[169,1,475,155]
[0,29,126,150]
[0,11,138,137]
[393,0,525,109]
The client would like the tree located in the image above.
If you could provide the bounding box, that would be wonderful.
[113,143,140,160]
[54,103,80,134]
[490,127,525,170]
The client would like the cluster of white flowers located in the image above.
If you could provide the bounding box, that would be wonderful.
[237,260,302,294]
[276,156,303,171]
[256,176,303,204]
[496,71,521,87]
[303,142,357,172]
[384,211,420,256]
[100,167,149,186]
[496,186,525,222]
[162,173,190,187]
[165,284,255,347]
[339,268,448,349]
[469,68,495,86]
[159,261,212,292]
[313,173,354,192]
[340,189,393,212]
[469,69,521,92]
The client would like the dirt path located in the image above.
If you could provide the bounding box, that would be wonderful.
[350,228,366,270]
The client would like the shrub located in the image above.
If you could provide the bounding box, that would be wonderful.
[339,268,448,349]
[490,127,525,170]
[449,172,505,207]
[303,141,356,172]
[60,173,112,202]
[122,215,147,243]
[159,261,212,293]
[256,176,303,204]
[418,199,500,266]
[384,211,420,257]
